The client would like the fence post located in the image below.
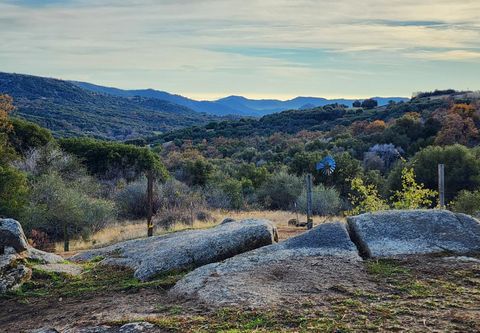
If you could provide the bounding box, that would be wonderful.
[438,164,445,209]
[147,170,154,237]
[306,173,313,230]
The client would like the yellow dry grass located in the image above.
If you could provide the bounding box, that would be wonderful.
[55,210,342,252]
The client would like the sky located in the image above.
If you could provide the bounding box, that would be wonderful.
[1,0,480,100]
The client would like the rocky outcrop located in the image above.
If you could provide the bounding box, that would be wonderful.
[71,219,278,281]
[347,210,480,258]
[169,222,364,307]
[1,218,29,254]
[0,218,65,293]
[0,253,32,293]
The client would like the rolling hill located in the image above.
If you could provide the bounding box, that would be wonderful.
[151,94,450,144]
[0,72,222,140]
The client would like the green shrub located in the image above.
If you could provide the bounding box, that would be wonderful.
[8,117,54,154]
[257,171,303,210]
[450,190,480,217]
[390,167,437,209]
[348,177,389,215]
[114,178,160,219]
[22,172,116,241]
[0,165,28,218]
[296,184,341,216]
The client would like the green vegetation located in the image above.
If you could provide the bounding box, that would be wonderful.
[0,72,221,140]
[7,261,184,299]
[1,89,480,249]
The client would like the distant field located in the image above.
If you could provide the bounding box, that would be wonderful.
[55,210,335,253]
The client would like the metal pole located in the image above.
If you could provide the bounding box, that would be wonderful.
[306,173,313,229]
[147,170,154,237]
[438,164,445,209]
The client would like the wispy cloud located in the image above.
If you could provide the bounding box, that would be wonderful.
[0,0,479,98]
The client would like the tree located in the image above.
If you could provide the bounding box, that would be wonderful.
[257,171,303,210]
[390,167,437,209]
[0,94,15,132]
[59,138,168,181]
[0,165,28,218]
[347,177,389,215]
[435,105,479,146]
[361,99,378,109]
[450,190,480,217]
[390,145,480,202]
[296,184,341,216]
[8,117,54,154]
[352,100,362,108]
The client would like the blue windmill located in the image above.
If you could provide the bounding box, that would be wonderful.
[316,156,336,176]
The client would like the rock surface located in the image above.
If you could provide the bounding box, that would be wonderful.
[0,253,32,293]
[0,218,65,293]
[36,263,83,276]
[71,219,277,281]
[170,222,366,307]
[347,210,480,258]
[32,322,157,333]
[0,218,29,253]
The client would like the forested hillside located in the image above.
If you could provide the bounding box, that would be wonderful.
[0,72,221,140]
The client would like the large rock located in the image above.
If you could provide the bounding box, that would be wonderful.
[170,222,365,307]
[0,218,64,293]
[0,218,29,254]
[0,253,32,293]
[71,219,277,281]
[347,209,480,258]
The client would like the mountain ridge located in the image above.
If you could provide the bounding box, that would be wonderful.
[0,72,221,140]
[72,81,409,117]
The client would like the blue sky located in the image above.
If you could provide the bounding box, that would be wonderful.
[1,0,479,100]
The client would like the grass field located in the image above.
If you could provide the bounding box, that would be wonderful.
[55,210,335,252]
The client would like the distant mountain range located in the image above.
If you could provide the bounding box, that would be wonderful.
[0,71,409,140]
[0,72,221,140]
[73,81,409,117]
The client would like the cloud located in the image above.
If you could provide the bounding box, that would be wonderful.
[0,0,479,98]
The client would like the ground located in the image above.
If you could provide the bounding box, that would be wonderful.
[1,224,479,332]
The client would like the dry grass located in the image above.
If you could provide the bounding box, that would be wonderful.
[55,210,341,252]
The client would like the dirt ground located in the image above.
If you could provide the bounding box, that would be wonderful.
[1,227,480,332]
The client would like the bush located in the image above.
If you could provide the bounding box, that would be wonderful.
[13,143,87,182]
[0,165,28,218]
[257,171,303,210]
[399,145,480,202]
[296,184,341,216]
[450,190,480,217]
[114,178,159,219]
[390,167,437,209]
[154,179,205,228]
[348,177,389,215]
[22,172,116,241]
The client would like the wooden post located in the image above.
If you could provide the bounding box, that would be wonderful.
[306,173,313,230]
[63,223,69,252]
[147,170,154,237]
[438,164,445,209]
[294,201,299,226]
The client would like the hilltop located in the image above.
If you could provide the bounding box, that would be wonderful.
[0,72,222,140]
